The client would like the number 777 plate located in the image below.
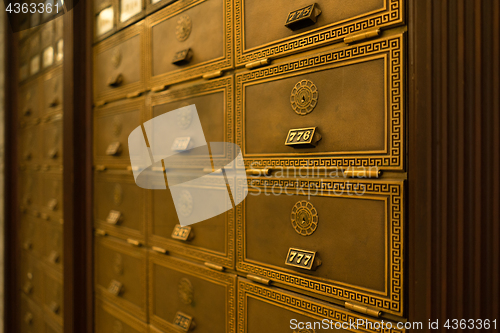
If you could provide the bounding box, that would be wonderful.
[285,248,318,270]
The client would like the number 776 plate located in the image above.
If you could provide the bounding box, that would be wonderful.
[284,127,320,147]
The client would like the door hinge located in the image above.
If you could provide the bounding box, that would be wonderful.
[127,238,142,247]
[344,28,381,44]
[345,302,382,318]
[152,246,167,254]
[126,90,143,99]
[204,262,225,271]
[247,274,271,285]
[245,58,271,70]
[203,70,223,80]
[151,84,168,93]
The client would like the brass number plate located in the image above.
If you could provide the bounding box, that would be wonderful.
[285,127,320,148]
[285,248,317,270]
[172,48,193,66]
[173,311,194,332]
[106,210,122,225]
[106,142,122,156]
[171,137,191,151]
[285,3,321,31]
[171,224,193,241]
[108,279,123,296]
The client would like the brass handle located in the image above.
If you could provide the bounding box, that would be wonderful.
[107,73,123,87]
[49,97,59,107]
[172,48,193,66]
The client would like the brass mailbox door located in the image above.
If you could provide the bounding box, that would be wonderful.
[94,170,147,242]
[19,80,40,122]
[236,33,404,172]
[146,0,233,87]
[41,115,63,166]
[235,0,404,66]
[40,171,63,222]
[149,253,236,333]
[42,266,64,326]
[147,77,235,267]
[94,98,144,166]
[43,221,63,271]
[94,236,148,321]
[235,177,404,317]
[21,295,45,333]
[19,125,41,165]
[93,21,145,103]
[95,296,148,333]
[41,67,63,113]
[21,251,44,305]
[237,278,405,333]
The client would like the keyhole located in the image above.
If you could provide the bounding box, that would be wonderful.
[302,217,306,224]
[302,96,306,102]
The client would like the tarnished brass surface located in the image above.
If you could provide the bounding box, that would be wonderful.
[235,177,404,316]
[93,21,145,103]
[94,170,147,241]
[95,296,148,333]
[95,236,148,321]
[41,68,63,112]
[20,294,44,333]
[236,33,404,171]
[42,266,64,325]
[235,0,404,66]
[237,279,405,333]
[148,253,236,333]
[21,251,44,305]
[94,98,144,166]
[146,0,234,87]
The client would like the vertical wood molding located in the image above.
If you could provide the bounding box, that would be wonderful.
[63,0,94,332]
[409,0,500,329]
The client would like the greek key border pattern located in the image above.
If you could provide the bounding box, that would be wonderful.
[149,254,236,333]
[235,0,403,65]
[235,178,404,316]
[236,34,404,170]
[238,280,405,333]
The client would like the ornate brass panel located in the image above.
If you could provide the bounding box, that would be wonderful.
[235,177,404,316]
[42,265,64,326]
[236,33,405,171]
[41,67,63,113]
[93,21,145,103]
[237,278,405,333]
[94,98,144,166]
[21,251,44,305]
[41,114,63,166]
[94,236,148,321]
[148,253,236,333]
[234,0,404,66]
[94,170,148,241]
[21,294,45,333]
[149,76,234,167]
[145,0,233,87]
[95,296,148,333]
[149,174,235,269]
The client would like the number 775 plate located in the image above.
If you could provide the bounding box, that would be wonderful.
[285,248,318,270]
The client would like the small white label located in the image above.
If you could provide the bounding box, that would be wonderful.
[97,7,114,36]
[120,0,142,22]
[43,47,54,68]
[30,55,40,75]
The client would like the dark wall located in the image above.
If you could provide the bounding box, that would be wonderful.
[409,0,499,330]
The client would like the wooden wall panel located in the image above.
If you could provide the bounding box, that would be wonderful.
[409,0,500,329]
